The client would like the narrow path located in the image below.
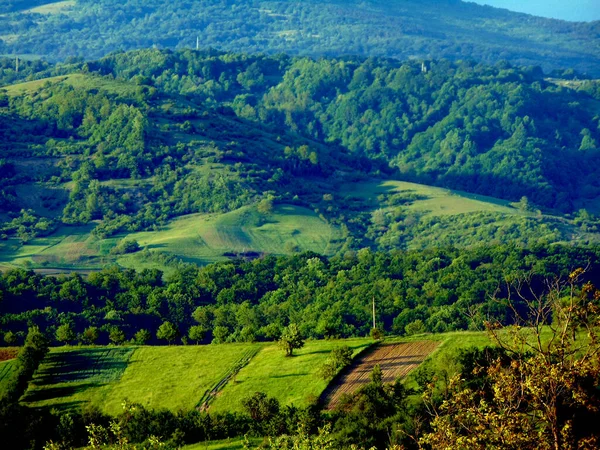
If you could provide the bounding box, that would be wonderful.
[197,346,261,411]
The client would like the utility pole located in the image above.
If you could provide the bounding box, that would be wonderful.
[372,296,376,329]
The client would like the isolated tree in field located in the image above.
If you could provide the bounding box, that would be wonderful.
[242,392,280,422]
[278,323,304,356]
[421,269,600,450]
[257,196,274,214]
[109,327,126,345]
[157,321,179,345]
[133,329,151,345]
[188,325,205,344]
[81,326,99,345]
[319,345,353,380]
[55,323,75,345]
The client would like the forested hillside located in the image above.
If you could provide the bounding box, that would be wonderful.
[1,50,600,272]
[0,0,599,74]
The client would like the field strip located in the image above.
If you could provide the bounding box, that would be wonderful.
[322,340,440,410]
[0,360,15,383]
[197,346,261,410]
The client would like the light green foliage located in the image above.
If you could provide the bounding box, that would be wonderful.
[279,323,305,356]
[109,327,126,345]
[55,323,75,345]
[319,346,353,380]
[133,329,151,345]
[156,321,179,345]
[188,325,205,344]
[81,326,100,345]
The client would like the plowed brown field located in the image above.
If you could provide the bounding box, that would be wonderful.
[322,340,440,410]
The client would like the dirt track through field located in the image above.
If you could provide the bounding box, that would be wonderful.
[322,340,440,410]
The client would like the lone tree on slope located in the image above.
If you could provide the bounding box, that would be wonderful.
[278,323,305,357]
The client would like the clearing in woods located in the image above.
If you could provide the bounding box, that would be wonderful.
[322,341,441,410]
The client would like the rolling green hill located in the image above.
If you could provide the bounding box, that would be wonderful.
[2,51,600,273]
[0,0,599,75]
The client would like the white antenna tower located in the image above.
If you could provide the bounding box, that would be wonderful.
[372,296,376,329]
[196,36,200,50]
[15,56,19,74]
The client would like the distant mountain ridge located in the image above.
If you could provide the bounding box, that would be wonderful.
[0,0,598,74]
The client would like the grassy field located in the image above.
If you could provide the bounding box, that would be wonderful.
[343,179,526,218]
[184,437,264,450]
[209,339,373,412]
[1,333,503,416]
[120,204,342,266]
[0,360,16,398]
[22,344,260,415]
[16,339,376,415]
[4,73,141,97]
[18,0,76,15]
[0,203,341,272]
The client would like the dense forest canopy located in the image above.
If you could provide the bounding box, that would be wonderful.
[0,0,599,75]
[2,244,600,346]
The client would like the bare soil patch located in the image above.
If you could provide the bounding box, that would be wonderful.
[0,348,19,362]
[322,340,440,410]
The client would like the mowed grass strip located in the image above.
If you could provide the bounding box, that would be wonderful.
[23,347,135,411]
[22,344,261,415]
[209,339,373,413]
[184,437,264,450]
[0,360,16,397]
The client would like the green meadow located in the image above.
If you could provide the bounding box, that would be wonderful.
[0,203,342,272]
[22,344,259,415]
[344,179,527,218]
[3,333,505,416]
[209,338,373,412]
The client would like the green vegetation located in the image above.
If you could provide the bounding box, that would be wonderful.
[210,339,372,412]
[0,0,598,76]
[1,50,600,275]
[184,438,264,450]
[3,245,600,351]
[22,344,260,415]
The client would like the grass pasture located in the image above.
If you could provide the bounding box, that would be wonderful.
[184,437,264,450]
[119,204,342,267]
[0,360,16,398]
[4,73,141,98]
[209,338,373,412]
[0,203,342,272]
[12,333,501,416]
[22,344,261,414]
[344,179,524,218]
[19,0,76,15]
[23,347,135,411]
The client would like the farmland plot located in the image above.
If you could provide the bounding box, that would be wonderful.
[323,341,440,410]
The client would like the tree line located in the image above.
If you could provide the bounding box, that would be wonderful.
[2,244,600,347]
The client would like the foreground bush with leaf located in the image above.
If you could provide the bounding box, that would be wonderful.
[420,270,600,450]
